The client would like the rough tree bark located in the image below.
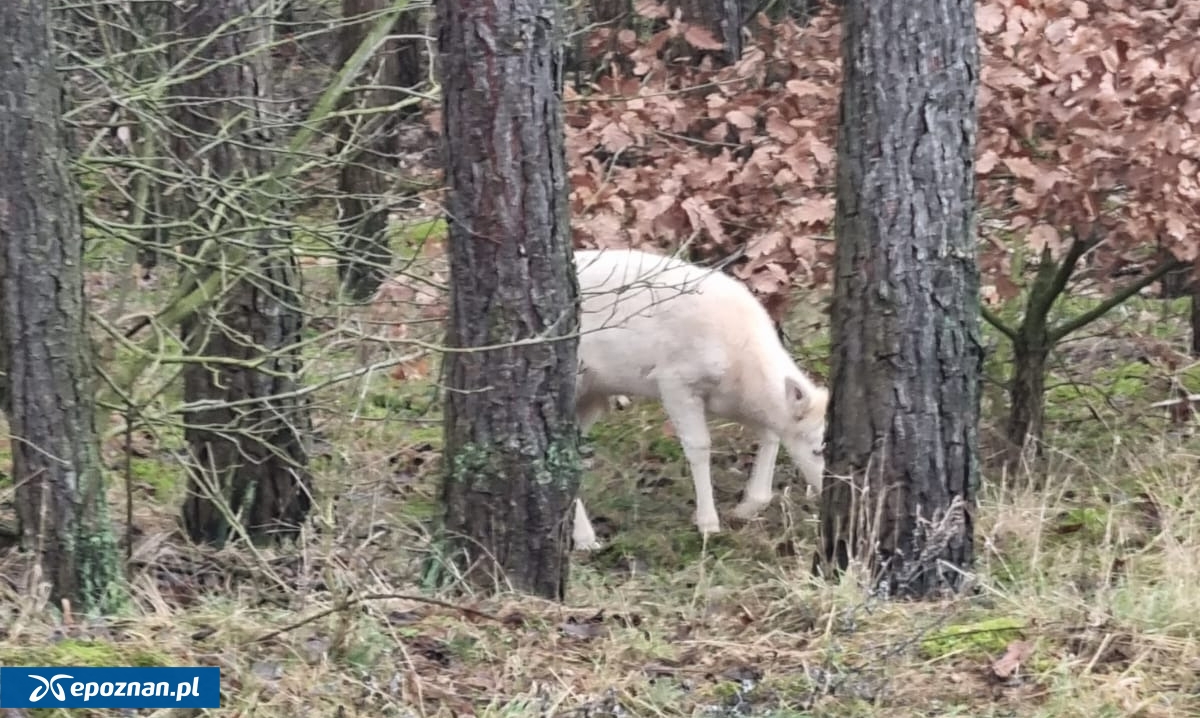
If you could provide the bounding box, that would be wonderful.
[436,0,582,599]
[818,0,981,597]
[0,0,124,612]
[168,0,313,546]
[334,0,424,300]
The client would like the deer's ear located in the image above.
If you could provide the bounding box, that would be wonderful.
[784,376,809,412]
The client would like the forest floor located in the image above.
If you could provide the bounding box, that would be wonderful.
[3,235,1200,718]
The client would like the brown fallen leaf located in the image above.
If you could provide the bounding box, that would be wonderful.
[991,640,1034,680]
[683,25,725,51]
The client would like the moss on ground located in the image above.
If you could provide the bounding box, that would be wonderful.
[126,457,186,504]
[919,616,1026,660]
[391,217,448,256]
[0,638,170,668]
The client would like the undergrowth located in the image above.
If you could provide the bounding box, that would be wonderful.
[2,253,1200,717]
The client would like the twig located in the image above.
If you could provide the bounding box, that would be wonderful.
[1049,258,1185,342]
[250,592,505,644]
[980,305,1018,342]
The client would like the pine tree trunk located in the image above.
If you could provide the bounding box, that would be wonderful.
[334,0,424,300]
[818,0,981,598]
[0,0,124,611]
[168,0,313,546]
[436,0,582,599]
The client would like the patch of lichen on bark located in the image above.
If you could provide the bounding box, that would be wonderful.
[448,430,580,492]
[69,463,128,614]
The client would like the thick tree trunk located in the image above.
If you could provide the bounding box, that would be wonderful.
[334,0,425,300]
[818,0,981,598]
[0,0,124,612]
[436,0,582,599]
[168,0,313,546]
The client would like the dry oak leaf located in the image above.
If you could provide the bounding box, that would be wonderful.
[766,112,799,144]
[991,640,1035,680]
[976,3,1005,34]
[805,132,835,166]
[787,197,835,225]
[977,149,1001,174]
[697,152,737,186]
[632,0,668,19]
[781,147,819,184]
[633,194,676,224]
[743,263,790,295]
[599,122,636,153]
[1002,156,1043,182]
[746,231,786,259]
[683,25,725,51]
[1166,213,1189,242]
[725,109,756,129]
[680,196,726,244]
[1026,223,1063,258]
[785,79,826,97]
[581,210,626,248]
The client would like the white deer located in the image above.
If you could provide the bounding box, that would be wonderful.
[568,248,828,550]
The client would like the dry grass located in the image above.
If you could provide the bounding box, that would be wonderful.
[4,441,1200,718]
[2,257,1200,717]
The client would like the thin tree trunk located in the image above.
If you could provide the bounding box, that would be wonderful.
[592,0,630,25]
[1005,340,1048,467]
[168,0,313,546]
[1191,287,1200,357]
[436,0,582,599]
[566,0,631,85]
[818,0,981,598]
[994,241,1085,467]
[334,0,424,300]
[0,0,124,611]
[670,0,742,65]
